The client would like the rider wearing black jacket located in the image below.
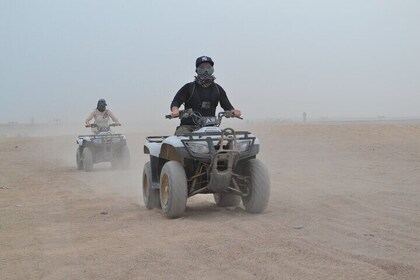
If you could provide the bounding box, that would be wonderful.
[170,56,241,134]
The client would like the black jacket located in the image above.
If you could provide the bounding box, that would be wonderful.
[170,82,234,125]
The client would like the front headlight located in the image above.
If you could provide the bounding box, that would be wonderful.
[234,141,250,152]
[186,142,210,154]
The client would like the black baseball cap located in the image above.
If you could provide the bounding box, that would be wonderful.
[195,56,214,68]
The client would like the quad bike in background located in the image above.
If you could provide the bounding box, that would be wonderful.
[76,123,130,172]
[142,109,270,218]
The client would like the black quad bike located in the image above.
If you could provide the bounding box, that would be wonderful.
[142,109,270,218]
[76,123,130,172]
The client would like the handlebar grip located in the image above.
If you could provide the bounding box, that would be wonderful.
[166,109,192,119]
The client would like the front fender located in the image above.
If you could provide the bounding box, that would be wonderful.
[144,142,161,157]
[160,143,185,162]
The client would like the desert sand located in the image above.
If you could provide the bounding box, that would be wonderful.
[1,123,420,280]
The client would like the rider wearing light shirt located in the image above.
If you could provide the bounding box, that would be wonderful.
[85,99,120,133]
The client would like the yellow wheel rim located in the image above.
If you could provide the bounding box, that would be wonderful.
[143,173,149,198]
[161,174,169,206]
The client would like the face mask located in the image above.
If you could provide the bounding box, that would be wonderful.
[97,105,106,112]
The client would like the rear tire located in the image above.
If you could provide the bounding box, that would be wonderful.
[83,147,93,172]
[142,162,160,209]
[76,147,83,170]
[159,161,188,218]
[241,159,270,213]
[214,193,241,207]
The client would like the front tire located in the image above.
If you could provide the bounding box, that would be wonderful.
[160,161,188,218]
[241,159,270,213]
[83,147,93,172]
[142,162,160,209]
[214,193,241,207]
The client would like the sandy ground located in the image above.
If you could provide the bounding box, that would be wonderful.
[1,123,420,280]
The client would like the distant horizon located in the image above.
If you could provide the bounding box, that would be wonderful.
[2,114,420,125]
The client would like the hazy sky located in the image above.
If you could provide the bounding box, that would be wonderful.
[1,0,419,123]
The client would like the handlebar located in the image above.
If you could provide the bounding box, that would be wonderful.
[166,109,242,120]
[218,110,243,120]
[165,109,194,120]
[165,109,242,128]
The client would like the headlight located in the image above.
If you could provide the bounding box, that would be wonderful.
[234,141,250,152]
[186,142,210,154]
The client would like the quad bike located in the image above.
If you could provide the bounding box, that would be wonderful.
[142,109,270,218]
[76,123,130,172]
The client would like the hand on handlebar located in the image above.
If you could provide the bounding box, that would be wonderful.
[170,107,179,118]
[221,109,243,119]
[166,108,193,119]
[231,109,242,118]
[85,123,91,128]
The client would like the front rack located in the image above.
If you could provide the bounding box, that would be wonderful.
[180,130,253,140]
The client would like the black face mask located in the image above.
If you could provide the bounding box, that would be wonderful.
[97,105,106,112]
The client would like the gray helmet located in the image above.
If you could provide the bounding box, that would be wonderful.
[97,99,107,111]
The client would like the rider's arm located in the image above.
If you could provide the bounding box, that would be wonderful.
[85,110,95,125]
[170,83,190,117]
[108,110,120,125]
[217,85,241,117]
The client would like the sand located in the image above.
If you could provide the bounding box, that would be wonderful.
[1,123,420,280]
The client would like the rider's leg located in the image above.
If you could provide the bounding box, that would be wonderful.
[175,125,197,135]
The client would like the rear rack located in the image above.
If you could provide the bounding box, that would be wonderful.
[78,133,124,139]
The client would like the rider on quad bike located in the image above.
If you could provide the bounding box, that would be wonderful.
[85,99,120,134]
[141,57,270,218]
[170,55,241,134]
[76,99,130,172]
